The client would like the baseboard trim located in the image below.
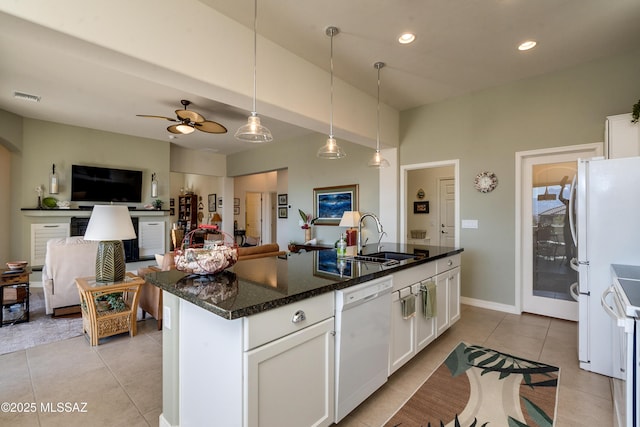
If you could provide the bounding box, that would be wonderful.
[460,296,519,314]
[159,413,175,427]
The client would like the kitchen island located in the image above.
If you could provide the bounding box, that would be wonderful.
[146,244,463,427]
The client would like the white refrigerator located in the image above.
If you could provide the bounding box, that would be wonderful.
[573,156,640,377]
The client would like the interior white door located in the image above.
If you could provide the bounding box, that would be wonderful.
[245,192,262,244]
[519,144,601,320]
[439,179,455,247]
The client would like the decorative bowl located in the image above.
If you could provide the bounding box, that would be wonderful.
[7,261,28,270]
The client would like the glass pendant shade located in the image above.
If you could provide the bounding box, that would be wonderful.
[235,0,272,143]
[235,114,273,143]
[369,61,389,168]
[318,26,346,159]
[317,136,346,159]
[368,150,390,168]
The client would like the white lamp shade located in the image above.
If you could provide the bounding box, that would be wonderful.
[339,211,361,227]
[84,205,137,241]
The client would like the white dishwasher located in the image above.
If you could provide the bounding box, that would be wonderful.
[334,275,393,422]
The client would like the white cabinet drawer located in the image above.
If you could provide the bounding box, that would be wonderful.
[243,292,334,351]
[436,254,460,274]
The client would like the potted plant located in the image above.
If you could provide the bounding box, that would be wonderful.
[152,199,164,210]
[298,209,317,242]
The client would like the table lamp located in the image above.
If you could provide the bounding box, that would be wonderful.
[339,211,361,247]
[84,205,136,283]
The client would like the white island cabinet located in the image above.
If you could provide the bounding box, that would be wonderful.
[171,291,334,427]
[389,254,461,374]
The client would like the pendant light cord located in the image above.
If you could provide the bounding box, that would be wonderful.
[329,29,335,138]
[376,64,380,152]
[251,0,258,115]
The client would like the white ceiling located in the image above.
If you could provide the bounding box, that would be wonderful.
[1,1,639,155]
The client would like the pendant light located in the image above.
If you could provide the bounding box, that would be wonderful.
[317,26,346,159]
[235,0,273,143]
[368,62,390,168]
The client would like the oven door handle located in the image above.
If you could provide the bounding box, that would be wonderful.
[601,285,634,333]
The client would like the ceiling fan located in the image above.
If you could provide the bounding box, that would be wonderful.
[137,99,227,135]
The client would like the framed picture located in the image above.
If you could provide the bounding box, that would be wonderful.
[234,206,240,215]
[278,194,288,205]
[218,197,223,208]
[170,208,175,216]
[278,206,288,218]
[313,184,359,226]
[170,198,175,207]
[234,197,240,207]
[413,201,429,214]
[208,194,217,212]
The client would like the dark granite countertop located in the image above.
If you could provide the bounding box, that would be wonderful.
[145,244,463,320]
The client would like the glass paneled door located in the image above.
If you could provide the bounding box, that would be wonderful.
[519,144,601,320]
[531,162,576,302]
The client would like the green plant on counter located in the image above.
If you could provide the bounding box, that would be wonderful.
[632,99,639,123]
[152,199,164,210]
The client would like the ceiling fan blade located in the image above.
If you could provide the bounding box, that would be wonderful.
[136,114,178,122]
[175,109,205,123]
[195,120,228,134]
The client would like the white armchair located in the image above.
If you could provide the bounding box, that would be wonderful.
[42,236,99,316]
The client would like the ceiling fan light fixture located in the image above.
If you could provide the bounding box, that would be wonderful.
[317,136,346,159]
[235,113,273,143]
[369,61,389,168]
[318,26,346,159]
[175,124,195,134]
[235,0,273,143]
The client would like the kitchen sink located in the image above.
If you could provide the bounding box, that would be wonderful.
[347,251,422,266]
[366,251,422,261]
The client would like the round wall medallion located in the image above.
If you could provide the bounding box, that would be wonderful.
[417,188,425,199]
[474,171,498,193]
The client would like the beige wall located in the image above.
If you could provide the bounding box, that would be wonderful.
[0,145,10,262]
[227,133,381,247]
[400,48,640,307]
[9,119,171,261]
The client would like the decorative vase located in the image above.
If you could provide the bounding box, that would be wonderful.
[304,228,311,242]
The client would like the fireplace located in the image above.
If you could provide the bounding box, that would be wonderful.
[70,216,140,262]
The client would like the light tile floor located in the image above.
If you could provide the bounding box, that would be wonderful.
[0,305,613,426]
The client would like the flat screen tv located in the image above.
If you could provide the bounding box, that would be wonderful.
[71,164,143,203]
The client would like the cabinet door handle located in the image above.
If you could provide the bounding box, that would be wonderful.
[447,259,453,266]
[292,310,306,324]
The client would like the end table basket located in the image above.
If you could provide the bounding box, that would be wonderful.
[174,228,238,275]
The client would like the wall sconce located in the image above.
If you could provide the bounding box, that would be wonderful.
[151,173,158,198]
[49,164,59,194]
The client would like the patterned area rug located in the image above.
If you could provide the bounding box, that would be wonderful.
[0,288,82,355]
[385,342,560,427]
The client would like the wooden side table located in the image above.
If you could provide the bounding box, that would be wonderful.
[1,267,31,327]
[75,272,145,346]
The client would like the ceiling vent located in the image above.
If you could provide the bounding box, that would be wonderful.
[14,91,41,102]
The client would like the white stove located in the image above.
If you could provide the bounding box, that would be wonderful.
[603,264,640,427]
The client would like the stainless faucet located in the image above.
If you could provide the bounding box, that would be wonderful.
[358,213,385,254]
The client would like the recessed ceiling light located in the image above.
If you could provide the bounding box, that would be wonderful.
[398,33,416,44]
[14,91,41,102]
[518,40,537,51]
